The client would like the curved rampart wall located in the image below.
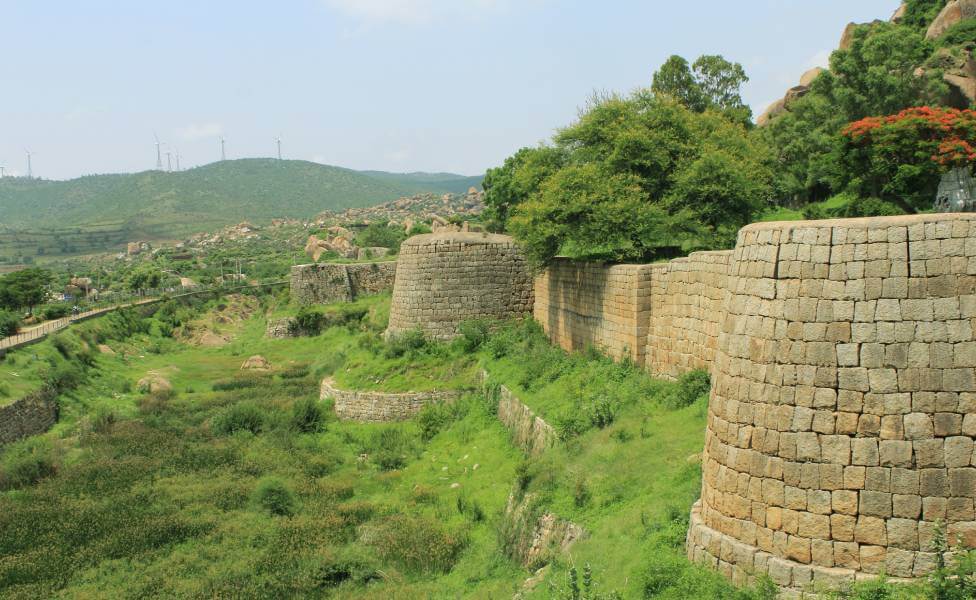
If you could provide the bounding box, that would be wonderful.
[689,214,976,593]
[386,232,534,340]
[320,378,459,422]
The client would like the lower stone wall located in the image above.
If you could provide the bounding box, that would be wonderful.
[265,318,296,338]
[290,261,396,306]
[320,378,460,422]
[482,370,556,456]
[0,386,58,446]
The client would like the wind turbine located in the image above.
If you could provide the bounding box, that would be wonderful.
[25,149,33,179]
[153,133,164,170]
[165,150,172,172]
[275,135,282,160]
[0,166,5,178]
[220,136,226,161]
[175,148,181,171]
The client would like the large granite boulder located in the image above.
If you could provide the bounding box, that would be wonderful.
[927,0,976,40]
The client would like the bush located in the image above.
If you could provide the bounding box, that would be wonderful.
[252,476,296,516]
[41,304,71,320]
[212,402,265,435]
[371,514,467,574]
[457,319,491,353]
[370,427,414,471]
[46,360,85,391]
[290,397,324,433]
[384,327,427,359]
[662,369,711,409]
[0,309,21,336]
[292,307,326,336]
[416,402,454,441]
[0,440,57,490]
[314,549,380,587]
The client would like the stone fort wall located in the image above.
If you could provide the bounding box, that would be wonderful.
[290,261,396,306]
[688,214,976,593]
[320,378,459,422]
[0,386,58,446]
[534,251,732,379]
[386,232,534,340]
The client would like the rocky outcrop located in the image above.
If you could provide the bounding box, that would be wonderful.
[137,375,172,394]
[241,355,271,370]
[501,492,585,569]
[891,3,907,23]
[927,0,976,40]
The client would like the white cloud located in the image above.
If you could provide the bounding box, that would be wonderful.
[176,122,223,141]
[324,0,507,25]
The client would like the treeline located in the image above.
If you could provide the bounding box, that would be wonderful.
[484,0,976,265]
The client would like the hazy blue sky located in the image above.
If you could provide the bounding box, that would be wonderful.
[0,0,899,180]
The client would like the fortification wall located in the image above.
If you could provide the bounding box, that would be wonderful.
[688,214,976,593]
[320,378,459,422]
[290,261,396,306]
[0,386,58,446]
[646,251,732,379]
[533,260,654,365]
[386,232,534,340]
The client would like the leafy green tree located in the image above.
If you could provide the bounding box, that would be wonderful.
[356,222,406,251]
[482,146,566,232]
[652,54,751,124]
[126,265,162,293]
[901,0,948,30]
[0,268,54,314]
[499,91,774,265]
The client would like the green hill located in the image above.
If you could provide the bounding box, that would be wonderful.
[0,159,483,260]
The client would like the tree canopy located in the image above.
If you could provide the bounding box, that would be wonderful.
[0,268,54,314]
[486,90,774,266]
[652,54,752,125]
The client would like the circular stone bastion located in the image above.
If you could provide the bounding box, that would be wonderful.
[687,214,976,595]
[386,232,534,340]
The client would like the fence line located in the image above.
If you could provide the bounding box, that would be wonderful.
[0,280,287,352]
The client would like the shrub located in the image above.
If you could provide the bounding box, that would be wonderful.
[457,319,491,352]
[384,327,427,358]
[252,476,296,516]
[290,397,324,433]
[211,376,263,392]
[292,306,326,336]
[0,309,21,336]
[662,369,711,409]
[314,549,380,587]
[588,395,616,428]
[41,304,71,320]
[0,440,57,490]
[46,360,85,391]
[371,514,467,574]
[212,402,265,435]
[370,427,414,471]
[416,402,453,441]
[551,564,622,600]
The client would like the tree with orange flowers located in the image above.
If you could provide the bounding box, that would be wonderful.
[837,106,976,212]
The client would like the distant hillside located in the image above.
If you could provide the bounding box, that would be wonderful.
[0,159,482,259]
[358,171,483,194]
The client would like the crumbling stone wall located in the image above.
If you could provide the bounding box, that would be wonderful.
[482,370,556,456]
[688,214,976,593]
[646,251,732,379]
[320,378,459,422]
[290,261,396,306]
[0,386,58,446]
[386,232,534,340]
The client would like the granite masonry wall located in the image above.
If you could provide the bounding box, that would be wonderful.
[290,261,396,306]
[320,378,460,422]
[0,386,58,446]
[386,232,534,340]
[688,214,976,594]
[482,370,556,457]
[534,251,731,379]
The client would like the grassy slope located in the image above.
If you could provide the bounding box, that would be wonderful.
[0,297,769,599]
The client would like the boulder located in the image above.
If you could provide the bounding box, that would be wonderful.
[839,22,858,51]
[327,225,353,240]
[891,3,907,23]
[756,98,787,127]
[241,355,272,370]
[944,72,976,105]
[799,67,825,87]
[137,375,172,394]
[783,85,811,109]
[927,0,976,40]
